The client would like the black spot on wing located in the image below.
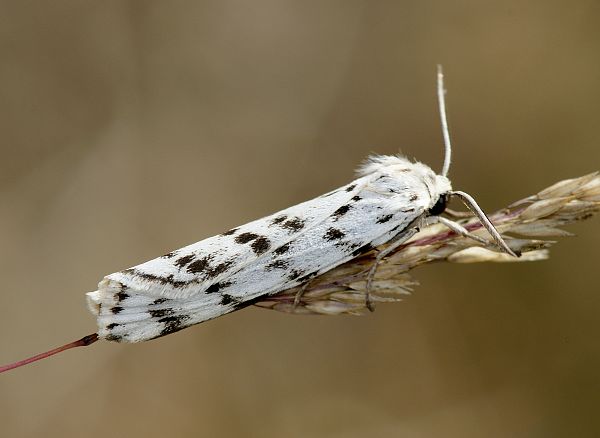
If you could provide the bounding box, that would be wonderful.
[153,298,169,305]
[351,195,362,202]
[221,227,238,236]
[149,308,175,318]
[205,281,233,294]
[186,255,213,274]
[324,227,345,241]
[270,215,306,232]
[251,236,271,255]
[209,261,234,278]
[105,334,123,342]
[220,294,242,307]
[174,254,196,268]
[124,269,188,288]
[111,306,123,314]
[235,232,259,244]
[332,204,351,220]
[106,323,120,330]
[185,256,235,278]
[266,259,289,270]
[346,184,357,192]
[161,251,177,259]
[410,194,418,202]
[116,291,129,302]
[233,231,271,255]
[270,215,287,225]
[376,214,394,224]
[281,217,305,232]
[158,315,191,337]
[288,269,305,281]
[273,242,291,255]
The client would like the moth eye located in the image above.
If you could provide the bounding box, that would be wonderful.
[429,193,449,216]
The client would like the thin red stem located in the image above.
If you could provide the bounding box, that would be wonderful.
[0,333,98,374]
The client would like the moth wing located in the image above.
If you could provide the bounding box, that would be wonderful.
[87,163,434,342]
[102,178,369,298]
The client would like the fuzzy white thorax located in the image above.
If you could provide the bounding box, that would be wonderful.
[358,155,452,210]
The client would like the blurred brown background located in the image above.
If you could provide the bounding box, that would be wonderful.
[1,2,599,437]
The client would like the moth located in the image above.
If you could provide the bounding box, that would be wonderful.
[88,68,514,342]
[86,155,516,343]
[0,67,517,372]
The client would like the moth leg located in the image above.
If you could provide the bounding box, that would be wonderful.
[293,279,314,310]
[430,216,491,246]
[365,226,419,312]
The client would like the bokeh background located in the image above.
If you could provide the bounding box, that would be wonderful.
[1,2,599,437]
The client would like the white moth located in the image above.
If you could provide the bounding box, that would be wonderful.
[85,67,517,343]
[87,157,451,342]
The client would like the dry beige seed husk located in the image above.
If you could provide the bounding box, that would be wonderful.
[255,172,599,316]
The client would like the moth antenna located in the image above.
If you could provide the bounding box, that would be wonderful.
[437,65,452,177]
[0,333,98,374]
[450,190,520,258]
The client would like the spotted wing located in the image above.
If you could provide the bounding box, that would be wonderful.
[87,163,433,342]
